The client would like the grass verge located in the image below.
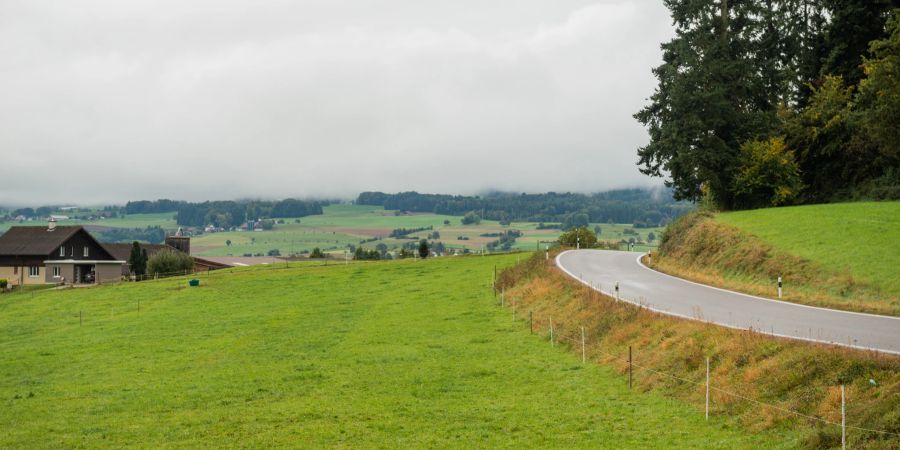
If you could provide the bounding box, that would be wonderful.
[648,211,898,316]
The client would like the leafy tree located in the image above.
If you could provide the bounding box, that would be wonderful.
[648,232,656,243]
[375,243,389,257]
[267,249,281,256]
[561,213,589,230]
[857,10,900,159]
[443,219,450,225]
[225,239,232,247]
[354,247,380,260]
[146,250,194,276]
[431,231,440,239]
[780,75,887,201]
[558,227,598,248]
[309,247,325,258]
[461,212,481,225]
[418,239,430,258]
[732,137,803,208]
[593,225,602,236]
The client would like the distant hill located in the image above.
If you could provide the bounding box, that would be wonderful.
[357,188,692,227]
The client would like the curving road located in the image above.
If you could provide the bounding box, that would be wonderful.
[556,250,900,354]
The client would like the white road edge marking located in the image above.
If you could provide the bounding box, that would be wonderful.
[555,250,900,356]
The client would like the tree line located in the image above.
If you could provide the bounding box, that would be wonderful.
[636,1,900,210]
[125,199,327,228]
[357,189,691,226]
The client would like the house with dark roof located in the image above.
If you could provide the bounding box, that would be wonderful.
[0,219,125,286]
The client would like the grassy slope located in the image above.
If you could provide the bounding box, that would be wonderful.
[716,202,900,297]
[651,207,899,316]
[498,253,900,450]
[0,256,780,448]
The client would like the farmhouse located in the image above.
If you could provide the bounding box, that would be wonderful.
[0,219,124,286]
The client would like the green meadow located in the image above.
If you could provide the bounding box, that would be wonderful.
[0,255,789,448]
[717,202,900,296]
[0,212,178,233]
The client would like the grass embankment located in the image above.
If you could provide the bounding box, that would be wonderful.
[497,253,900,449]
[648,204,899,316]
[1,255,780,448]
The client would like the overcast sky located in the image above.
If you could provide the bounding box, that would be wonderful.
[0,1,674,206]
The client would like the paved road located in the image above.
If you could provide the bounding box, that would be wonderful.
[556,250,900,354]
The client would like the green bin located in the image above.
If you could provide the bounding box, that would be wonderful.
[189,279,200,287]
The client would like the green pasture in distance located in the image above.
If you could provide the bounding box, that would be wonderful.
[0,212,178,233]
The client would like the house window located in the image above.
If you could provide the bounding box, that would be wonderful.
[52,266,60,278]
[59,246,65,257]
[83,246,89,257]
[70,246,74,257]
[28,266,39,277]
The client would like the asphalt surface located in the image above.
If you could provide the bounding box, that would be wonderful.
[556,249,900,354]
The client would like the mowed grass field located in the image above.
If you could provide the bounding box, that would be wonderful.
[190,204,663,257]
[0,255,786,448]
[717,202,900,297]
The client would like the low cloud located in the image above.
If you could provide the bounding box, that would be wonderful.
[0,0,673,206]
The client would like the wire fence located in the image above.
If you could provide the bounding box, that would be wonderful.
[494,283,900,448]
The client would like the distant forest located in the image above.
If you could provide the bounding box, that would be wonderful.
[125,199,327,228]
[357,189,691,227]
[5,188,690,230]
[637,2,900,210]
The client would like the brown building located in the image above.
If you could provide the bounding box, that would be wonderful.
[0,220,125,286]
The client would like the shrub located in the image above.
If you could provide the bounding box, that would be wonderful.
[733,136,802,208]
[461,212,481,225]
[146,250,194,276]
[558,227,597,248]
[0,278,7,289]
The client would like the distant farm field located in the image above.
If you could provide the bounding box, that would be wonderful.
[716,202,900,297]
[0,255,787,448]
[0,204,663,256]
[190,204,664,257]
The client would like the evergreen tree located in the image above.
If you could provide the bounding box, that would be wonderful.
[821,0,897,87]
[128,242,144,275]
[418,239,429,259]
[635,0,769,209]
